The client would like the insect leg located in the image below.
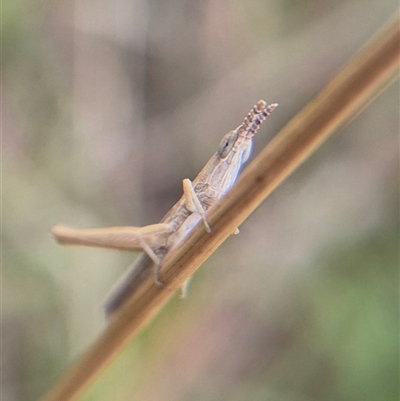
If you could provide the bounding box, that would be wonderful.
[182,178,211,233]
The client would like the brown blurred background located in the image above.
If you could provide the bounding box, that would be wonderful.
[3,1,399,400]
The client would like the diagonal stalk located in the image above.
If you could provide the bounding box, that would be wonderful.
[41,12,399,401]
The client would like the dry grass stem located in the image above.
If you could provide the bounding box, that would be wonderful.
[41,12,399,401]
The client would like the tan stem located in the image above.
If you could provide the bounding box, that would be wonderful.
[41,13,400,401]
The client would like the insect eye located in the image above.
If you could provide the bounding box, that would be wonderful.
[218,131,238,158]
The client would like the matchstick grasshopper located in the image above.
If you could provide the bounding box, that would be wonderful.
[52,100,278,316]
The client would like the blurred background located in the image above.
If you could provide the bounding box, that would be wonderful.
[3,1,399,400]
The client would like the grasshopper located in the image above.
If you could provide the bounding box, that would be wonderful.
[51,100,278,316]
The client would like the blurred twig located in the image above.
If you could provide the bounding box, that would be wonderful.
[41,12,399,401]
